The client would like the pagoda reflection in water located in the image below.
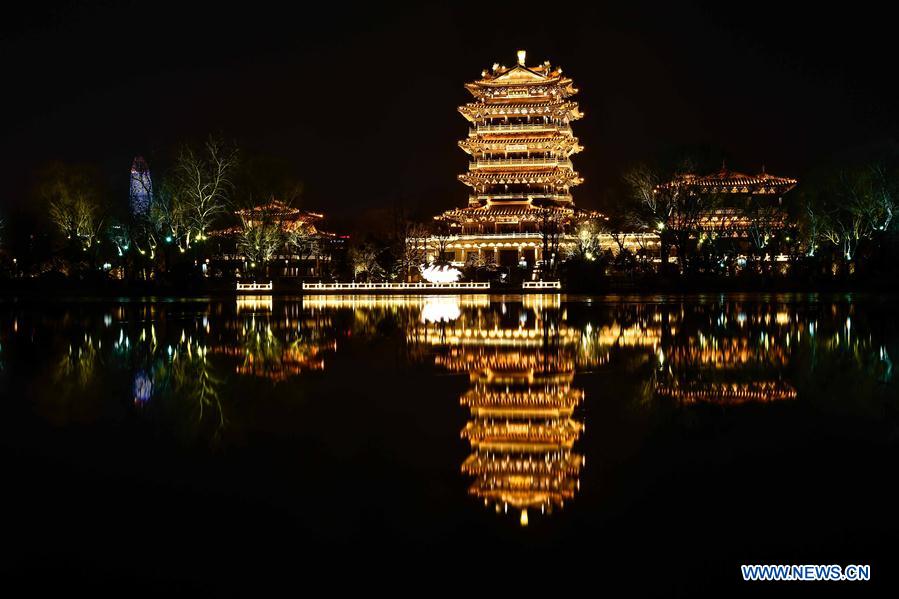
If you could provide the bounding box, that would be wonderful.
[411,296,586,526]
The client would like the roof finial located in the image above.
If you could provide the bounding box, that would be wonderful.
[517,49,527,66]
[761,164,766,174]
[721,159,727,173]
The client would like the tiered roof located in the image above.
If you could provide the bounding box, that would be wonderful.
[463,50,578,99]
[459,100,582,121]
[212,200,325,236]
[458,135,582,155]
[658,168,797,195]
[458,167,583,188]
[439,51,589,228]
[416,304,586,526]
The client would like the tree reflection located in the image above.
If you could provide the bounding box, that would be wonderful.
[168,343,226,438]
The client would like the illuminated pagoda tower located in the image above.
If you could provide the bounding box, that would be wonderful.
[432,50,591,271]
[129,156,153,217]
[411,300,585,525]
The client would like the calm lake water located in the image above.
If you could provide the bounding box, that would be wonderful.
[1,294,897,593]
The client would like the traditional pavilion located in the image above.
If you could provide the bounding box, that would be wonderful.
[211,200,339,279]
[427,50,598,270]
[411,300,585,526]
[230,200,325,235]
[657,167,798,237]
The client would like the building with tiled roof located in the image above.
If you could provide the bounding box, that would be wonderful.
[427,51,601,273]
[658,167,798,236]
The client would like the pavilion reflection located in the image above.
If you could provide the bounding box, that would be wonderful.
[652,305,801,406]
[409,296,587,526]
[207,299,336,381]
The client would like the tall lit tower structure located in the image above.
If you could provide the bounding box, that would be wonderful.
[130,156,153,217]
[433,50,589,268]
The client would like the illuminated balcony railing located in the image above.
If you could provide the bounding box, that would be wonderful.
[470,158,574,169]
[471,124,572,134]
[474,193,572,202]
[440,232,545,241]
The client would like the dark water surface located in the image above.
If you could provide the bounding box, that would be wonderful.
[1,294,897,594]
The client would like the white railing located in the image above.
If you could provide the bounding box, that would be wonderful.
[303,282,491,291]
[236,281,273,291]
[522,281,562,290]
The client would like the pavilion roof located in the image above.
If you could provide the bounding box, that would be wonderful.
[459,100,581,120]
[437,203,601,224]
[234,200,323,221]
[458,168,583,188]
[438,203,573,220]
[458,135,582,154]
[658,168,797,195]
[464,51,577,97]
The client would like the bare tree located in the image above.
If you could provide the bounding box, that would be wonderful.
[566,219,603,262]
[349,241,386,282]
[285,223,321,271]
[869,164,897,233]
[623,163,675,269]
[399,222,429,282]
[820,166,895,262]
[624,160,715,274]
[150,179,190,254]
[745,196,784,271]
[430,219,454,265]
[172,137,238,249]
[236,199,285,274]
[41,164,104,252]
[537,207,564,277]
[799,195,828,257]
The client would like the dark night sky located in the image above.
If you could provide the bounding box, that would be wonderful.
[1,1,897,223]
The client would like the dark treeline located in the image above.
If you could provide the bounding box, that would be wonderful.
[1,137,898,293]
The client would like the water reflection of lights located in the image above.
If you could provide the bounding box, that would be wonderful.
[420,297,462,323]
[301,294,490,311]
[411,302,586,525]
[656,380,797,404]
[133,371,153,405]
[14,300,895,494]
[522,293,561,309]
[236,295,273,313]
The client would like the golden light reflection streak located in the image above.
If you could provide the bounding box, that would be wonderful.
[300,294,491,311]
[236,295,273,313]
[413,303,586,526]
